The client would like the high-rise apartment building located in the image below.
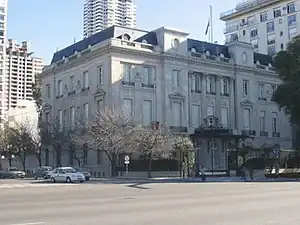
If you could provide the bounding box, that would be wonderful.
[220,0,299,55]
[4,39,43,116]
[0,0,7,122]
[83,0,136,37]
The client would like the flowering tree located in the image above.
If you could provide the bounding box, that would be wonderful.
[74,107,136,176]
[172,134,194,178]
[131,123,173,178]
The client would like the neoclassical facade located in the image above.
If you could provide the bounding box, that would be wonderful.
[40,25,292,176]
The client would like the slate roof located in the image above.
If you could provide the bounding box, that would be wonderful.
[134,32,158,45]
[253,52,273,66]
[51,26,115,63]
[187,39,231,58]
[51,25,273,67]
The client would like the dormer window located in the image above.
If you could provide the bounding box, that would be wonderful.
[191,47,197,53]
[142,39,147,44]
[171,38,180,49]
[205,50,210,56]
[220,53,224,58]
[122,34,130,41]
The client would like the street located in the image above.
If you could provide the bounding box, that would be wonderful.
[1,180,300,225]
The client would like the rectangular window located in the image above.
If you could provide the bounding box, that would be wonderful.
[221,77,229,95]
[207,105,214,116]
[69,75,74,91]
[267,21,275,33]
[206,75,216,94]
[172,102,182,127]
[190,74,201,93]
[267,46,276,56]
[289,27,297,39]
[57,80,62,96]
[70,106,75,130]
[46,84,51,98]
[123,98,133,118]
[243,108,251,130]
[98,66,103,84]
[287,3,296,13]
[273,8,281,18]
[96,99,103,112]
[172,70,180,87]
[260,111,266,132]
[97,149,102,165]
[250,29,258,38]
[251,39,258,48]
[259,83,265,98]
[83,71,89,88]
[63,109,67,128]
[272,112,277,133]
[142,100,152,126]
[122,64,132,82]
[58,110,63,131]
[143,66,154,87]
[267,34,275,45]
[243,80,249,96]
[288,14,296,27]
[260,12,268,22]
[83,103,89,123]
[191,104,200,128]
[221,107,228,128]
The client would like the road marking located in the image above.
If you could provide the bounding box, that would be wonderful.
[8,222,44,225]
[0,183,80,189]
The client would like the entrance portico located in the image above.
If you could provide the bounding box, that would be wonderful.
[191,115,238,176]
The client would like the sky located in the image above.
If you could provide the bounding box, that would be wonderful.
[7,0,240,64]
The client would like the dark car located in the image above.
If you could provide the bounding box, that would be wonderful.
[74,167,91,181]
[33,166,53,179]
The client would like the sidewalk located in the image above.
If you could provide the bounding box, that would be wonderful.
[89,176,300,183]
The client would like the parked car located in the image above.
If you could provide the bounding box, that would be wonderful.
[33,166,53,179]
[0,167,25,179]
[50,167,85,183]
[73,167,91,181]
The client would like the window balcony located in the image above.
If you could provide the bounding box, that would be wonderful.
[272,132,280,137]
[242,129,256,137]
[260,131,268,137]
[121,80,135,86]
[141,83,154,88]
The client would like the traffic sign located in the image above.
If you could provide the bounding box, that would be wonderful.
[124,155,130,161]
[124,161,130,164]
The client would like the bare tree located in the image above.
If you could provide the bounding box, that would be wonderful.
[73,107,136,176]
[0,123,19,168]
[39,118,69,167]
[172,134,194,178]
[131,123,173,178]
[8,123,35,171]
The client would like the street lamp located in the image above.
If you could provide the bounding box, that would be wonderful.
[1,155,4,160]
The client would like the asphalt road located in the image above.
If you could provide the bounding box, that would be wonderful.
[1,180,300,225]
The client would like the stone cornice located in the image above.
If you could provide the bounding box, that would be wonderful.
[41,41,278,80]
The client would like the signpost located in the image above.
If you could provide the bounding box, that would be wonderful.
[124,155,130,176]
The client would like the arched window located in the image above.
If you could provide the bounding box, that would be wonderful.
[122,34,131,41]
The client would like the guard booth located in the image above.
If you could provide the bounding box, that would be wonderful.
[190,115,242,176]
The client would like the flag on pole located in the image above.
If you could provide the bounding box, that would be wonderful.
[205,19,210,35]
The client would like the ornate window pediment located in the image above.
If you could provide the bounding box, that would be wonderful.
[201,115,222,129]
[240,99,253,108]
[42,103,52,111]
[93,88,105,100]
[168,92,185,100]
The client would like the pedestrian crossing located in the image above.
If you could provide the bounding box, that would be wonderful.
[0,183,80,189]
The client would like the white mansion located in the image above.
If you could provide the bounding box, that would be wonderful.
[40,25,292,176]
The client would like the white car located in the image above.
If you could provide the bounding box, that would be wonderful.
[50,167,85,183]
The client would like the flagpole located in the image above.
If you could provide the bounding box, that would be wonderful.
[209,5,213,43]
